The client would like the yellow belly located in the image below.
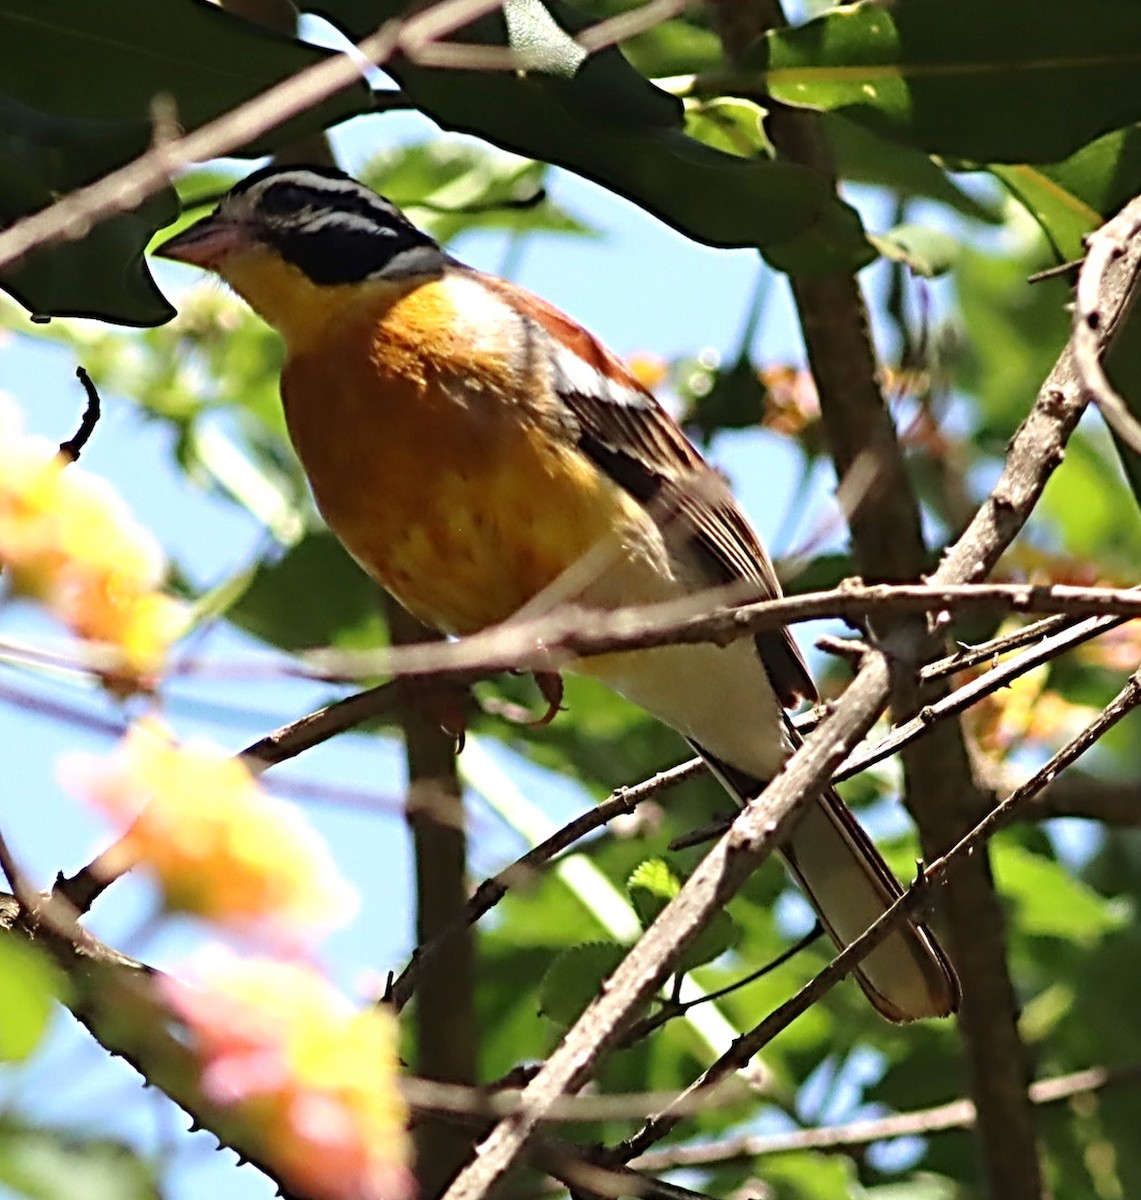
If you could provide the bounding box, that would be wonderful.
[280,282,658,634]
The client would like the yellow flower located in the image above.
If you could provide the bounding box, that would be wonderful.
[0,397,184,691]
[66,720,358,943]
[163,951,414,1200]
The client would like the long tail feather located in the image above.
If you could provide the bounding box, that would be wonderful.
[693,742,960,1023]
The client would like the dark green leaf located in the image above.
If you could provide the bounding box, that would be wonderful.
[759,0,1141,163]
[312,0,874,272]
[229,530,387,651]
[825,113,1001,223]
[0,0,369,144]
[0,97,175,325]
[0,0,372,323]
[989,125,1141,261]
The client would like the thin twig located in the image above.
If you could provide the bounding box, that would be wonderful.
[387,757,704,1010]
[834,609,1128,782]
[57,367,102,463]
[630,1060,1141,1170]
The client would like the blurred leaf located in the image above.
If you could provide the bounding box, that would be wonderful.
[1102,251,1141,512]
[0,938,63,1062]
[993,841,1127,946]
[539,941,627,1027]
[824,114,1001,223]
[953,243,1071,448]
[687,356,768,444]
[311,0,874,273]
[871,222,960,277]
[229,530,386,651]
[1038,430,1141,564]
[760,1151,858,1199]
[863,1175,960,1200]
[758,0,1141,163]
[0,1121,158,1200]
[359,142,597,244]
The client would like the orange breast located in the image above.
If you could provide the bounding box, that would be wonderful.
[280,277,651,634]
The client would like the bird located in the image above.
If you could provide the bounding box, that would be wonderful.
[155,163,959,1022]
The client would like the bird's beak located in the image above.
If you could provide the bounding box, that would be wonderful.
[153,214,247,270]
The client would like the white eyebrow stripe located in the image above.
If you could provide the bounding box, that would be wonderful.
[285,210,402,237]
[548,338,651,408]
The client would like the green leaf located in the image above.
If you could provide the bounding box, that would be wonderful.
[1038,430,1141,562]
[989,125,1141,261]
[993,842,1127,947]
[953,243,1071,448]
[759,0,1141,164]
[1104,267,1141,508]
[627,859,739,971]
[539,941,628,1027]
[863,1175,960,1200]
[870,222,960,277]
[311,0,874,273]
[0,937,64,1062]
[229,530,387,652]
[627,858,680,925]
[0,1120,158,1200]
[760,1151,858,1200]
[684,97,772,160]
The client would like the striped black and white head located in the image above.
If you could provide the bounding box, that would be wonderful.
[155,165,446,286]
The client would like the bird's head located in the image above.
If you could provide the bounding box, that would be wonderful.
[154,165,446,340]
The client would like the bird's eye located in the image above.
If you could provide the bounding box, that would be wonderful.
[257,183,313,217]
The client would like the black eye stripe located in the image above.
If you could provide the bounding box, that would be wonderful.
[225,164,446,285]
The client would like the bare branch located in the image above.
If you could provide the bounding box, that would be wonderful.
[1073,194,1141,456]
[630,1061,1141,1171]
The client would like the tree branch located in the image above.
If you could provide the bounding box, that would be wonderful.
[630,1061,1141,1171]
